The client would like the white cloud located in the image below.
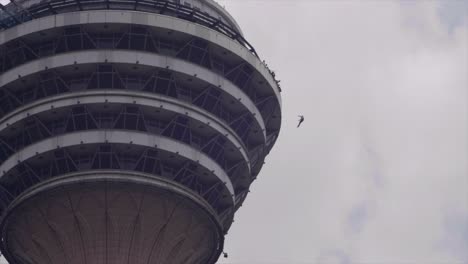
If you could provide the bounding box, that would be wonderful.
[217,1,467,263]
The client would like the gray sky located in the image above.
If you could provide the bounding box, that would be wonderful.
[214,0,467,263]
[0,1,466,264]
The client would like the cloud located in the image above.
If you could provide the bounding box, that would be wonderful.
[346,202,370,235]
[439,209,468,262]
[316,249,351,264]
[217,1,467,263]
[437,0,468,32]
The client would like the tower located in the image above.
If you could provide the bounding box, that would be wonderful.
[0,0,282,263]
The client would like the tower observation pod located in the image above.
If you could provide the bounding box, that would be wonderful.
[0,0,282,263]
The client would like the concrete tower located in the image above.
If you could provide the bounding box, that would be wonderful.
[0,0,282,263]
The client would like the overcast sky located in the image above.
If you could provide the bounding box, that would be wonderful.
[0,0,466,264]
[214,0,467,263]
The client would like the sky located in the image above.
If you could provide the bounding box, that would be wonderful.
[213,0,467,263]
[0,0,467,264]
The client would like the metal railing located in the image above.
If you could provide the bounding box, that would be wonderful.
[0,0,258,57]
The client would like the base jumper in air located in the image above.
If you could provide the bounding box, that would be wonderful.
[297,115,304,128]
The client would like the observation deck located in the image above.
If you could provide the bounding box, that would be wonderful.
[0,1,282,263]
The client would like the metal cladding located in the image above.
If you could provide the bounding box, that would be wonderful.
[0,0,282,263]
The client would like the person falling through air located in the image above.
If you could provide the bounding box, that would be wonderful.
[297,115,304,128]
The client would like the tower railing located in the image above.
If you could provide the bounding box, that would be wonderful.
[0,0,258,57]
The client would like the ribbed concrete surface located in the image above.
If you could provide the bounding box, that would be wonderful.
[3,181,219,264]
